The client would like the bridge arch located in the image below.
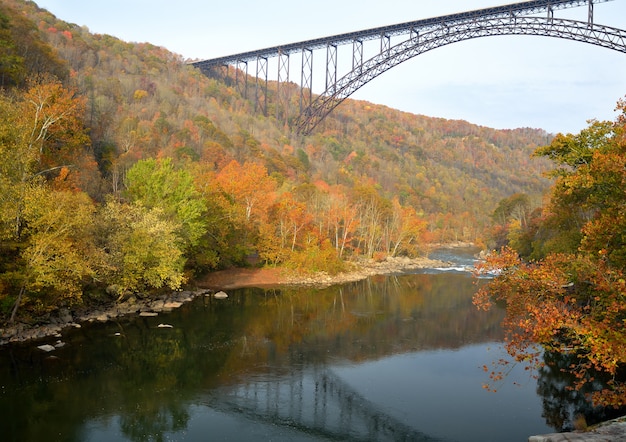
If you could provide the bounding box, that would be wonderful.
[295,17,626,134]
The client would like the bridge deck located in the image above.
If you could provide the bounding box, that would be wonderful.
[192,0,611,68]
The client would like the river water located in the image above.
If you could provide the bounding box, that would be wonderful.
[1,249,561,441]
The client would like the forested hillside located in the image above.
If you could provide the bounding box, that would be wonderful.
[0,0,553,322]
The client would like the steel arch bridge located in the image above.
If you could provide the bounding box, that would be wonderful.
[191,0,626,135]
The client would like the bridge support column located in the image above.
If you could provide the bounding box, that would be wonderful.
[326,43,337,94]
[300,48,313,115]
[255,56,268,116]
[380,33,391,55]
[352,39,363,73]
[588,0,594,27]
[235,60,248,99]
[277,50,290,121]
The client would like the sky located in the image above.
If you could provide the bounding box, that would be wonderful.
[34,0,626,134]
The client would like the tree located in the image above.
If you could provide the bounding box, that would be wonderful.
[0,2,68,87]
[474,249,626,408]
[385,197,427,257]
[0,8,24,87]
[125,158,207,251]
[475,101,626,408]
[351,183,392,258]
[318,185,360,259]
[214,160,276,224]
[213,160,276,255]
[98,199,186,296]
[0,76,89,241]
[9,186,99,321]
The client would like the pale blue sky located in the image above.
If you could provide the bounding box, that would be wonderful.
[34,0,626,134]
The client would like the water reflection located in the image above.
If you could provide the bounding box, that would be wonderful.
[0,271,557,441]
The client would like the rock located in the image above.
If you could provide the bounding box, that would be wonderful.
[117,303,137,315]
[214,291,228,299]
[59,309,73,324]
[139,311,158,317]
[54,340,66,349]
[163,301,183,309]
[151,300,165,309]
[37,344,56,352]
[529,416,626,441]
[157,323,173,328]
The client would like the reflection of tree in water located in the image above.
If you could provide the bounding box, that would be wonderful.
[536,351,626,431]
[0,272,506,441]
[119,403,189,442]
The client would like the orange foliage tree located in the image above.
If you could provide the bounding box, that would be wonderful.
[474,100,626,408]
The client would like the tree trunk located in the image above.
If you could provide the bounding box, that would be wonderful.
[10,285,25,324]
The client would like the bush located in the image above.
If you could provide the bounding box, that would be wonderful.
[285,240,346,275]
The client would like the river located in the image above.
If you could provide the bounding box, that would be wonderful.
[1,249,565,441]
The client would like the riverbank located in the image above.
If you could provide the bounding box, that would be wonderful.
[0,255,451,346]
[529,416,626,441]
[197,255,451,289]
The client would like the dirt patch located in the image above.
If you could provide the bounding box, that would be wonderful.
[196,267,289,289]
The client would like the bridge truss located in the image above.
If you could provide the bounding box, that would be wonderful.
[191,0,626,135]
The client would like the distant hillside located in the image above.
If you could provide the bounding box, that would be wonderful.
[6,0,552,244]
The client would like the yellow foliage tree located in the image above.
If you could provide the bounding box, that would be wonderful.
[10,186,99,320]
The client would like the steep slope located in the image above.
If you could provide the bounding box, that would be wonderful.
[8,0,552,242]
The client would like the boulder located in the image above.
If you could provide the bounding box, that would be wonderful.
[59,309,73,324]
[163,301,183,309]
[37,344,55,352]
[214,291,228,299]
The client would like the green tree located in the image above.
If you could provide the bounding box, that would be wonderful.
[0,9,24,87]
[125,158,207,251]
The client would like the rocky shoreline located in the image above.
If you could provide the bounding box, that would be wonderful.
[0,255,451,346]
[528,416,626,441]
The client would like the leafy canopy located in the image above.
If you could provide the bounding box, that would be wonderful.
[475,100,626,408]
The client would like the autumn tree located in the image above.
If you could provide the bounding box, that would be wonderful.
[7,185,100,322]
[384,197,427,257]
[351,183,392,258]
[325,189,360,259]
[258,191,315,266]
[0,2,67,87]
[0,76,89,240]
[475,101,626,408]
[214,160,276,256]
[214,160,276,224]
[98,199,186,297]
